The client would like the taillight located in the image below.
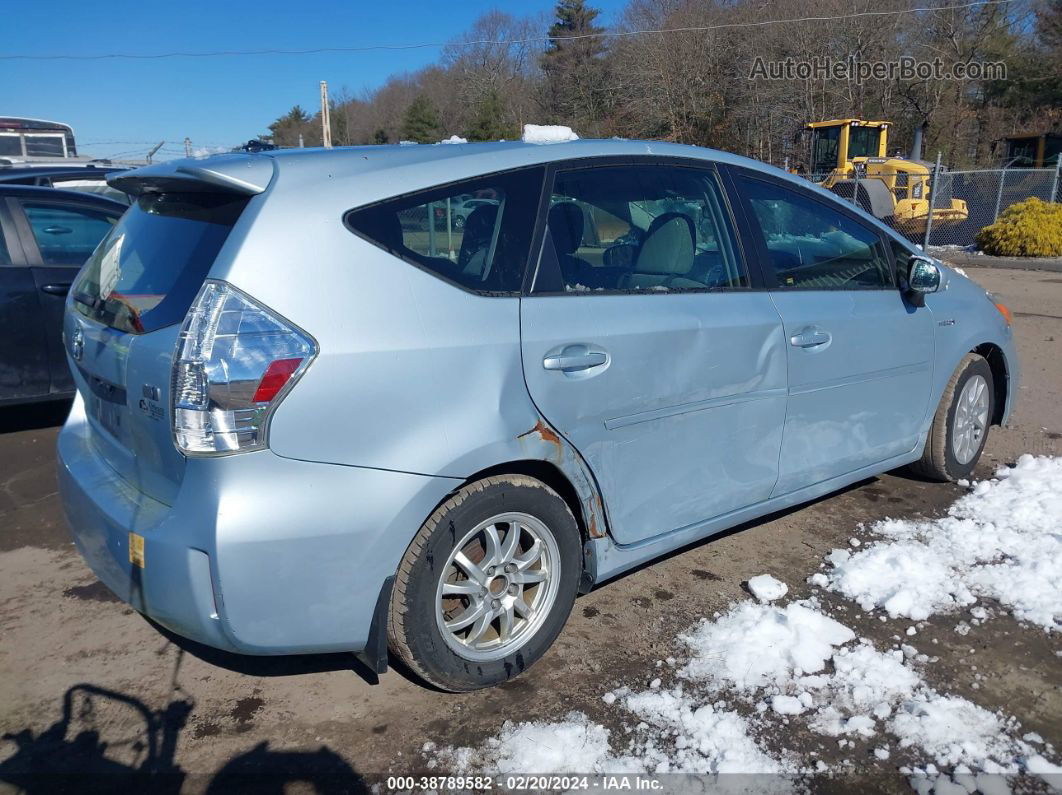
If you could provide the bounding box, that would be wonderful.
[172,281,316,456]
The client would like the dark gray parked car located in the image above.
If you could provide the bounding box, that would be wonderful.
[0,185,125,405]
[0,164,131,204]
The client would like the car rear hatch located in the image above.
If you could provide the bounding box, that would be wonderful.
[65,157,273,504]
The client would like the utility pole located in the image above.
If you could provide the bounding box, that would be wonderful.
[922,151,942,250]
[146,141,165,164]
[320,80,332,148]
[184,137,192,157]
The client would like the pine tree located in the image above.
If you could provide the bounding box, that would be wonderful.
[539,0,608,130]
[464,90,517,141]
[401,95,443,143]
[267,105,313,147]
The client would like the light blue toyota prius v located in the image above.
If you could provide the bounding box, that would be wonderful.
[58,139,1018,690]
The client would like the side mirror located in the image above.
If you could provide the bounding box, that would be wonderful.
[907,256,941,297]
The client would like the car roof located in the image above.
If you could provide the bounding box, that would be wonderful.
[0,157,117,168]
[108,138,920,251]
[264,138,763,182]
[0,165,127,182]
[0,183,128,210]
[113,138,797,202]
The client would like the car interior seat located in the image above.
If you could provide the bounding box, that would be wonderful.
[459,204,500,278]
[621,212,702,290]
[547,202,593,284]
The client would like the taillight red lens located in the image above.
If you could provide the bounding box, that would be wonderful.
[252,357,304,403]
[173,282,316,455]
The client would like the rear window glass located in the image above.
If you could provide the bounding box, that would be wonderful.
[71,192,247,334]
[345,167,544,294]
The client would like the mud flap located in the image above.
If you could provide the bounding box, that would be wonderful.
[354,575,394,679]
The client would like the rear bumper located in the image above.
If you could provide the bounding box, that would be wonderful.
[58,395,459,655]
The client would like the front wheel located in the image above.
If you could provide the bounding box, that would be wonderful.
[908,353,994,481]
[388,475,581,691]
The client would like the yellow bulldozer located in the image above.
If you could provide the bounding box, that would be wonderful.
[806,119,968,235]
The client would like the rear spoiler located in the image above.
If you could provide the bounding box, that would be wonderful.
[108,154,275,197]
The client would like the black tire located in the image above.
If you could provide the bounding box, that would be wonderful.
[908,353,994,482]
[387,475,581,692]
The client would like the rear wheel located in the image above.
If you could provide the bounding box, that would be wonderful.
[908,353,994,481]
[388,475,581,691]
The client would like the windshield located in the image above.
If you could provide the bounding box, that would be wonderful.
[848,126,882,159]
[71,192,247,334]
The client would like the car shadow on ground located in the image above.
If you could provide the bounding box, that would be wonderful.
[0,680,368,794]
[147,618,388,687]
[0,400,72,434]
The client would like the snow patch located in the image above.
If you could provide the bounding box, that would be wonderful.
[682,600,854,689]
[680,599,1047,775]
[622,689,790,775]
[819,455,1062,631]
[438,134,468,144]
[433,698,791,778]
[522,124,579,143]
[748,573,788,603]
[771,695,805,715]
[439,713,637,774]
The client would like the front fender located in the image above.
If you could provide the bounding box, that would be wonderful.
[922,273,1018,431]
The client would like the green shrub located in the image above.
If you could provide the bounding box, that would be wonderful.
[976,197,1062,257]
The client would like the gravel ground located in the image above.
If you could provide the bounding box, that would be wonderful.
[0,267,1058,793]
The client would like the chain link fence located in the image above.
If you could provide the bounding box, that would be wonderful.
[802,162,1061,249]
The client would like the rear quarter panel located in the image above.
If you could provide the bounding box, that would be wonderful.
[211,163,589,483]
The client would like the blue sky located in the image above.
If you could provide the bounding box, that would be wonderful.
[3,0,627,161]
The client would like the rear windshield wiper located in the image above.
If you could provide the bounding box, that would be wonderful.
[72,291,103,311]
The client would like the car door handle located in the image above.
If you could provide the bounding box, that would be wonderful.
[789,329,832,348]
[43,226,73,235]
[40,283,72,296]
[543,350,608,371]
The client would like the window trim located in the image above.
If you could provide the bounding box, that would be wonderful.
[342,165,547,297]
[525,155,762,298]
[727,166,899,292]
[0,198,29,266]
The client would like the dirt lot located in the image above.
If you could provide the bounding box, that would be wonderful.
[1,267,1059,792]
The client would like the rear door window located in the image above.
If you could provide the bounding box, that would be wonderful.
[345,167,545,294]
[71,192,247,334]
[533,164,747,293]
[22,202,118,265]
